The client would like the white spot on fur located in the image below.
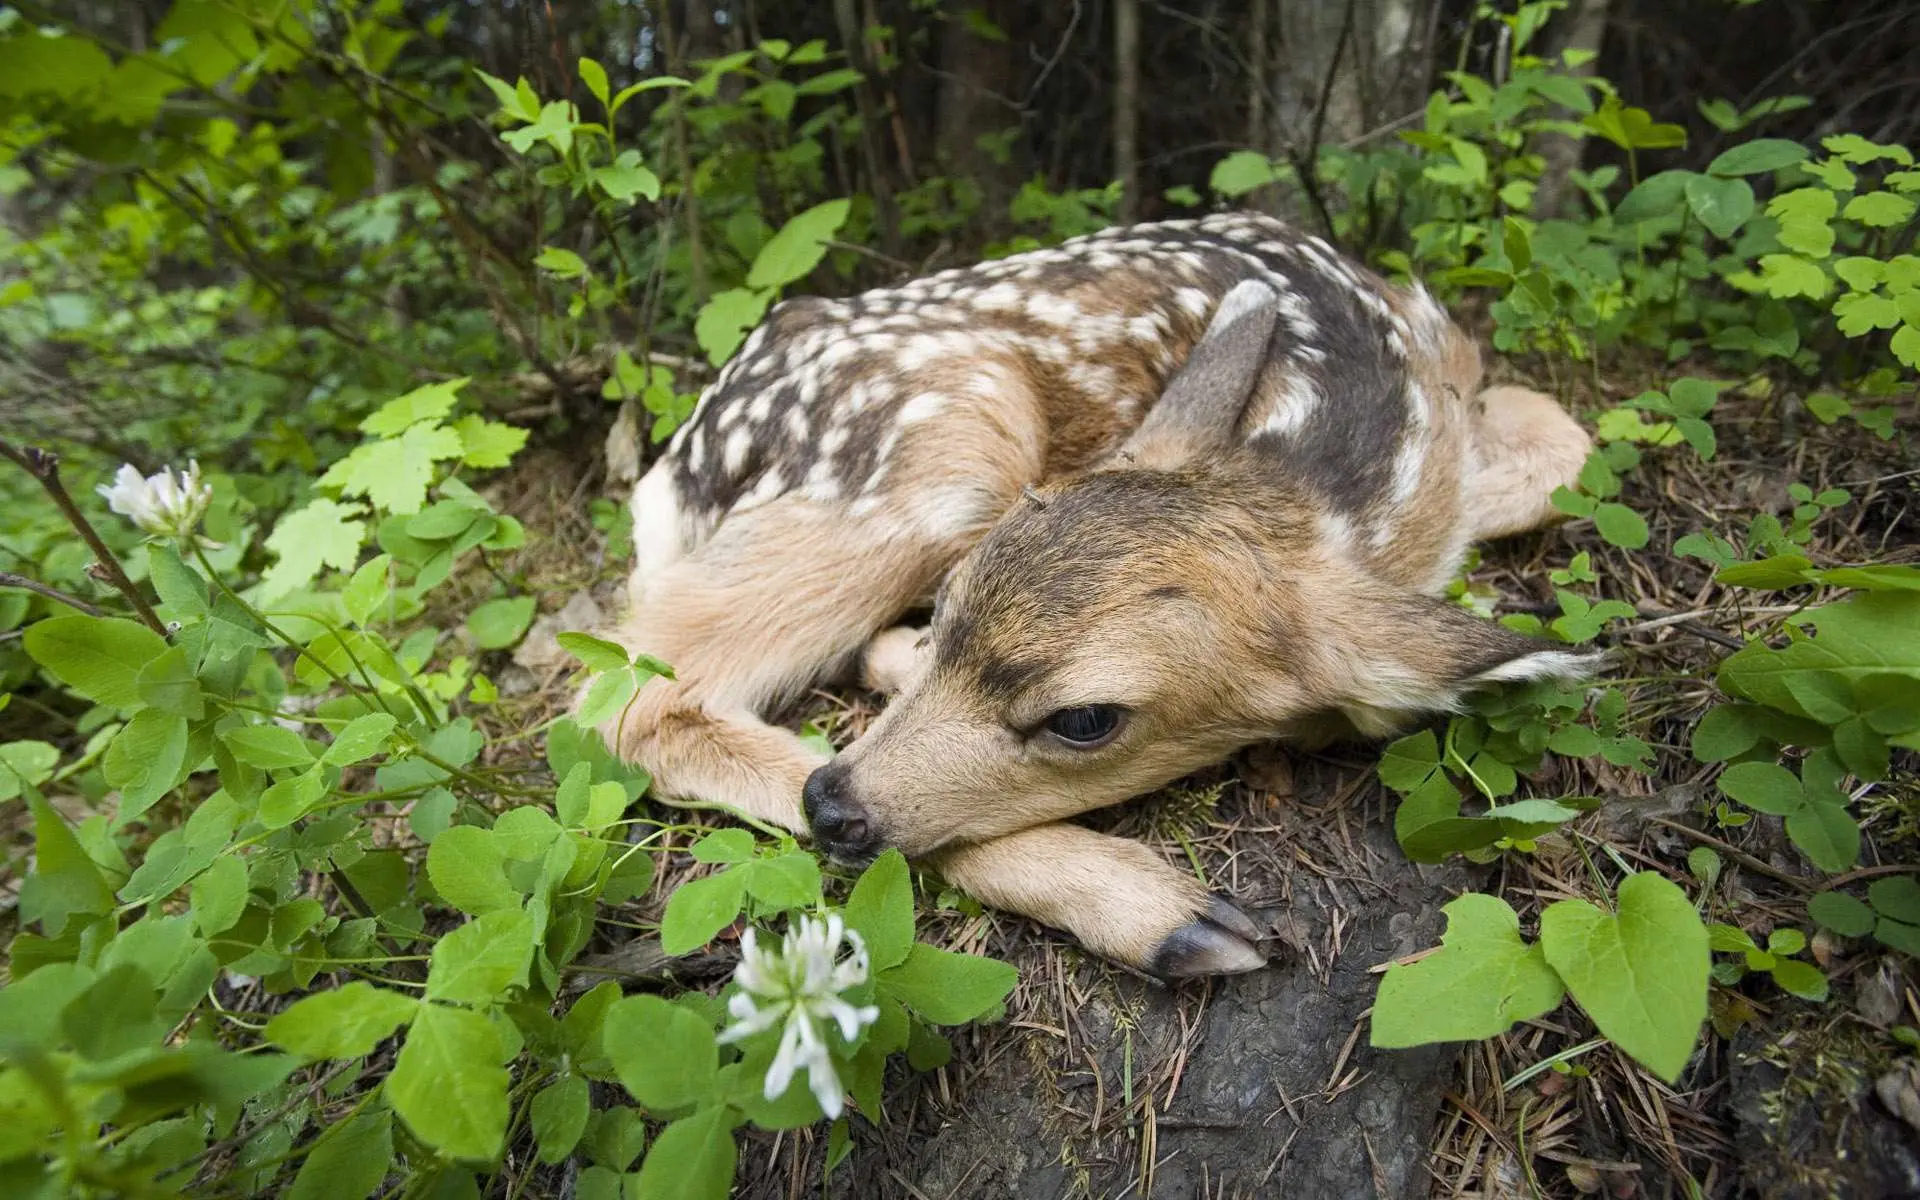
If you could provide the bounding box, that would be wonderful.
[723,427,751,475]
[1259,373,1322,437]
[1470,651,1600,686]
[627,465,687,590]
[899,392,947,424]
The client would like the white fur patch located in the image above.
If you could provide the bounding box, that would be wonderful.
[627,465,687,585]
[1469,650,1601,686]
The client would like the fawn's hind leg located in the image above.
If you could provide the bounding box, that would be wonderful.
[1466,385,1593,541]
[929,824,1267,977]
[604,499,954,831]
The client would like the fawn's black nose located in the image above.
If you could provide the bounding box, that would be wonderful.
[803,761,880,862]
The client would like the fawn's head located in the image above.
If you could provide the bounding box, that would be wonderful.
[804,281,1590,861]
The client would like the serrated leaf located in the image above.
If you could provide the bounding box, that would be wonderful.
[1844,191,1916,228]
[360,380,467,436]
[576,665,641,728]
[1371,893,1565,1047]
[452,414,529,469]
[323,424,466,516]
[1539,872,1708,1083]
[266,981,419,1061]
[427,910,534,1004]
[388,1004,510,1161]
[1758,254,1829,300]
[604,994,718,1109]
[261,500,368,600]
[695,287,774,368]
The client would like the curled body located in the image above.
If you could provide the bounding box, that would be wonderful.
[603,212,1593,977]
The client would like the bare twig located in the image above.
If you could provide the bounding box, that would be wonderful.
[0,571,104,618]
[0,438,166,636]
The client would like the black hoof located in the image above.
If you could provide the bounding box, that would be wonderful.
[1148,897,1268,978]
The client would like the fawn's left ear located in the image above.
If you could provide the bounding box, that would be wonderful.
[1328,593,1598,736]
[1118,278,1281,470]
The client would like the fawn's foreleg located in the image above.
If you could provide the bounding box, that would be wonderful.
[604,499,955,831]
[929,824,1267,977]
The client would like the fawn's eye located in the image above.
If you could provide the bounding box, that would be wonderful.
[1041,705,1126,749]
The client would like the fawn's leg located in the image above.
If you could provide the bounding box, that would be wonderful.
[859,625,930,694]
[1467,385,1593,540]
[927,823,1267,977]
[604,500,953,832]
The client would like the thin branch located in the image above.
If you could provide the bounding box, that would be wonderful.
[0,437,167,636]
[0,572,104,617]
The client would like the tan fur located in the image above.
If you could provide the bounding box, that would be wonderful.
[600,217,1595,975]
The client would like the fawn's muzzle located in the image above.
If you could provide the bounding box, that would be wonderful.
[803,761,883,863]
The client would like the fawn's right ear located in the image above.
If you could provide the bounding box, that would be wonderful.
[1117,279,1280,470]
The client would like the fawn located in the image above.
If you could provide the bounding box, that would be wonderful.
[600,212,1593,978]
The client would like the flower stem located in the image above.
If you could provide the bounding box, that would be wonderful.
[0,437,167,635]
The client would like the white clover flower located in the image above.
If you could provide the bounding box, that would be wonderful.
[96,461,212,539]
[717,912,879,1119]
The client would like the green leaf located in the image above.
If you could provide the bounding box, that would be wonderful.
[1707,139,1808,177]
[695,287,774,367]
[1539,872,1708,1084]
[1768,958,1828,1002]
[845,850,915,971]
[190,855,250,937]
[535,246,590,278]
[744,852,821,909]
[1844,191,1917,228]
[532,1075,591,1164]
[289,1109,392,1200]
[222,724,314,771]
[632,1105,737,1200]
[1717,761,1804,816]
[1808,890,1875,936]
[388,1004,511,1161]
[1691,705,1764,762]
[746,199,852,290]
[427,910,533,1005]
[0,740,58,802]
[1684,174,1755,239]
[604,994,718,1109]
[1208,150,1282,197]
[1593,503,1649,549]
[452,414,529,469]
[690,829,755,864]
[360,379,468,436]
[469,596,537,650]
[1378,729,1442,793]
[104,709,190,824]
[578,57,610,108]
[261,500,368,599]
[24,614,168,709]
[323,424,467,515]
[266,981,420,1061]
[148,544,210,619]
[19,792,115,934]
[258,767,327,830]
[1613,170,1691,224]
[1371,893,1565,1047]
[659,870,747,954]
[1758,254,1829,300]
[427,825,524,915]
[1869,877,1920,925]
[557,632,630,672]
[594,159,662,203]
[610,74,692,115]
[323,713,398,767]
[880,943,1017,1025]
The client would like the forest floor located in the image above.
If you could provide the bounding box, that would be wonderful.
[355,356,1920,1198]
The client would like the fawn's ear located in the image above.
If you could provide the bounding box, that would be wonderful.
[1326,593,1598,737]
[1118,279,1280,470]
